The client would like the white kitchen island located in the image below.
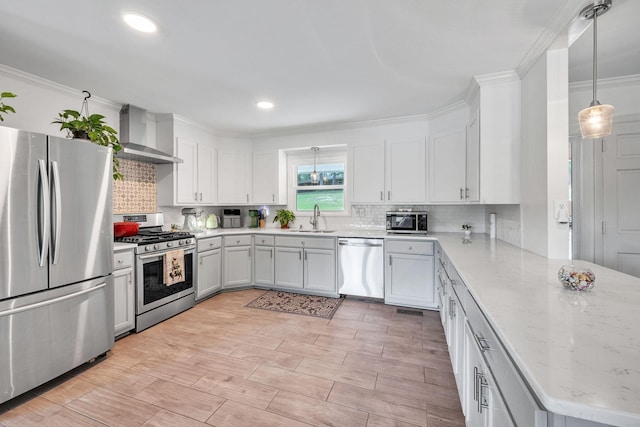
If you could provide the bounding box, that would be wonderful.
[434,233,640,427]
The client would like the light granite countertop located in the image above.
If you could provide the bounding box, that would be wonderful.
[435,233,640,426]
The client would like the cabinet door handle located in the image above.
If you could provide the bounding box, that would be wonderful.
[199,192,203,201]
[459,188,464,199]
[299,251,302,261]
[387,190,391,201]
[304,251,307,261]
[380,191,383,201]
[473,366,479,403]
[128,272,132,284]
[479,374,489,413]
[465,187,469,199]
[389,255,392,266]
[270,248,273,259]
[194,192,198,201]
[246,194,249,203]
[272,194,275,202]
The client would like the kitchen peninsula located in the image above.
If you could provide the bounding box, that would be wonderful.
[187,228,640,426]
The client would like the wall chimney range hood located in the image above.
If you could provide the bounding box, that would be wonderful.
[119,104,183,164]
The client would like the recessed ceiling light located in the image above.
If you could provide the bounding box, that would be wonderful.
[123,12,157,33]
[256,100,275,110]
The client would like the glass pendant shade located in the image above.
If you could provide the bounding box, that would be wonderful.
[311,146,319,184]
[578,0,614,139]
[578,102,614,139]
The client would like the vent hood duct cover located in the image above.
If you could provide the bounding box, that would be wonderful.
[119,105,183,164]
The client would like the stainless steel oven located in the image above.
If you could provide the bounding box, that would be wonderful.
[115,213,196,332]
[136,245,195,332]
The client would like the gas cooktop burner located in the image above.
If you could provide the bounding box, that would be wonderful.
[115,228,194,245]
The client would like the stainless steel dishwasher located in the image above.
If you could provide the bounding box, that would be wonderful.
[338,238,384,299]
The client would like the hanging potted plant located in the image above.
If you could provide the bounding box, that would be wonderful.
[273,209,295,229]
[51,91,124,180]
[0,92,17,121]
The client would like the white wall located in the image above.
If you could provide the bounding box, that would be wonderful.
[0,65,119,137]
[520,48,571,259]
[521,54,550,256]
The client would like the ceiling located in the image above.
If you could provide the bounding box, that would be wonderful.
[0,0,637,135]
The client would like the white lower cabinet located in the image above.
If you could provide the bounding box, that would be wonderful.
[113,248,135,337]
[223,235,253,289]
[197,237,222,300]
[274,236,337,296]
[384,240,436,309]
[465,322,513,427]
[254,236,275,286]
[439,245,544,427]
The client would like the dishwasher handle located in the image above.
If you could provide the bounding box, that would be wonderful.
[338,239,383,247]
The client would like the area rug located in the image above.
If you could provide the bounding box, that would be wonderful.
[245,291,343,319]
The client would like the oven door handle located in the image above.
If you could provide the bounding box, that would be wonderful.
[137,249,194,261]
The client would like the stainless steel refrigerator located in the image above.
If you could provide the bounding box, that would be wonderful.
[0,126,114,405]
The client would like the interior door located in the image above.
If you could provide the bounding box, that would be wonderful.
[48,136,113,288]
[601,120,640,277]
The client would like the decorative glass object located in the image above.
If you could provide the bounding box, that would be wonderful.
[558,265,595,291]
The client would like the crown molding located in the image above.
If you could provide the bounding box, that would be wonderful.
[515,0,588,78]
[570,74,640,91]
[0,64,120,109]
[464,70,520,104]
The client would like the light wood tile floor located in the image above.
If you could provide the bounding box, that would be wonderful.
[0,289,464,426]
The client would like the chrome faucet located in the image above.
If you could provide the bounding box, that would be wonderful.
[310,204,321,230]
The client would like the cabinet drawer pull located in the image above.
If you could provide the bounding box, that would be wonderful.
[474,333,491,352]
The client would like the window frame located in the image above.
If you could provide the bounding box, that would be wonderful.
[287,149,349,217]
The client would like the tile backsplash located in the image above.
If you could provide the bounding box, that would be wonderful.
[113,159,157,214]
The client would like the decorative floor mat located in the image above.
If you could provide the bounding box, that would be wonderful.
[245,290,343,319]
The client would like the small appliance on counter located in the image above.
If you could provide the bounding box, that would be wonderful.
[181,208,204,232]
[386,210,428,234]
[248,210,260,228]
[205,213,219,229]
[222,209,241,228]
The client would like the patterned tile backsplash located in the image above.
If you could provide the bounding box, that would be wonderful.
[113,159,157,214]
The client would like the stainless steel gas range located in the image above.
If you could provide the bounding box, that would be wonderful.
[114,213,196,332]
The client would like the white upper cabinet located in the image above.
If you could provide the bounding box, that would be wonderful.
[217,150,252,204]
[471,72,521,204]
[252,151,285,204]
[174,138,217,205]
[156,116,217,206]
[385,138,426,203]
[429,126,479,203]
[350,138,426,204]
[350,143,386,203]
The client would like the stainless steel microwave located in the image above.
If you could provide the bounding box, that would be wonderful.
[386,211,428,234]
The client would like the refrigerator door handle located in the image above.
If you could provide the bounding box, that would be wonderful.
[37,159,50,267]
[0,282,106,318]
[51,160,62,265]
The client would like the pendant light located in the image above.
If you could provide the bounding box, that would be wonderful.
[578,0,614,139]
[310,147,319,184]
